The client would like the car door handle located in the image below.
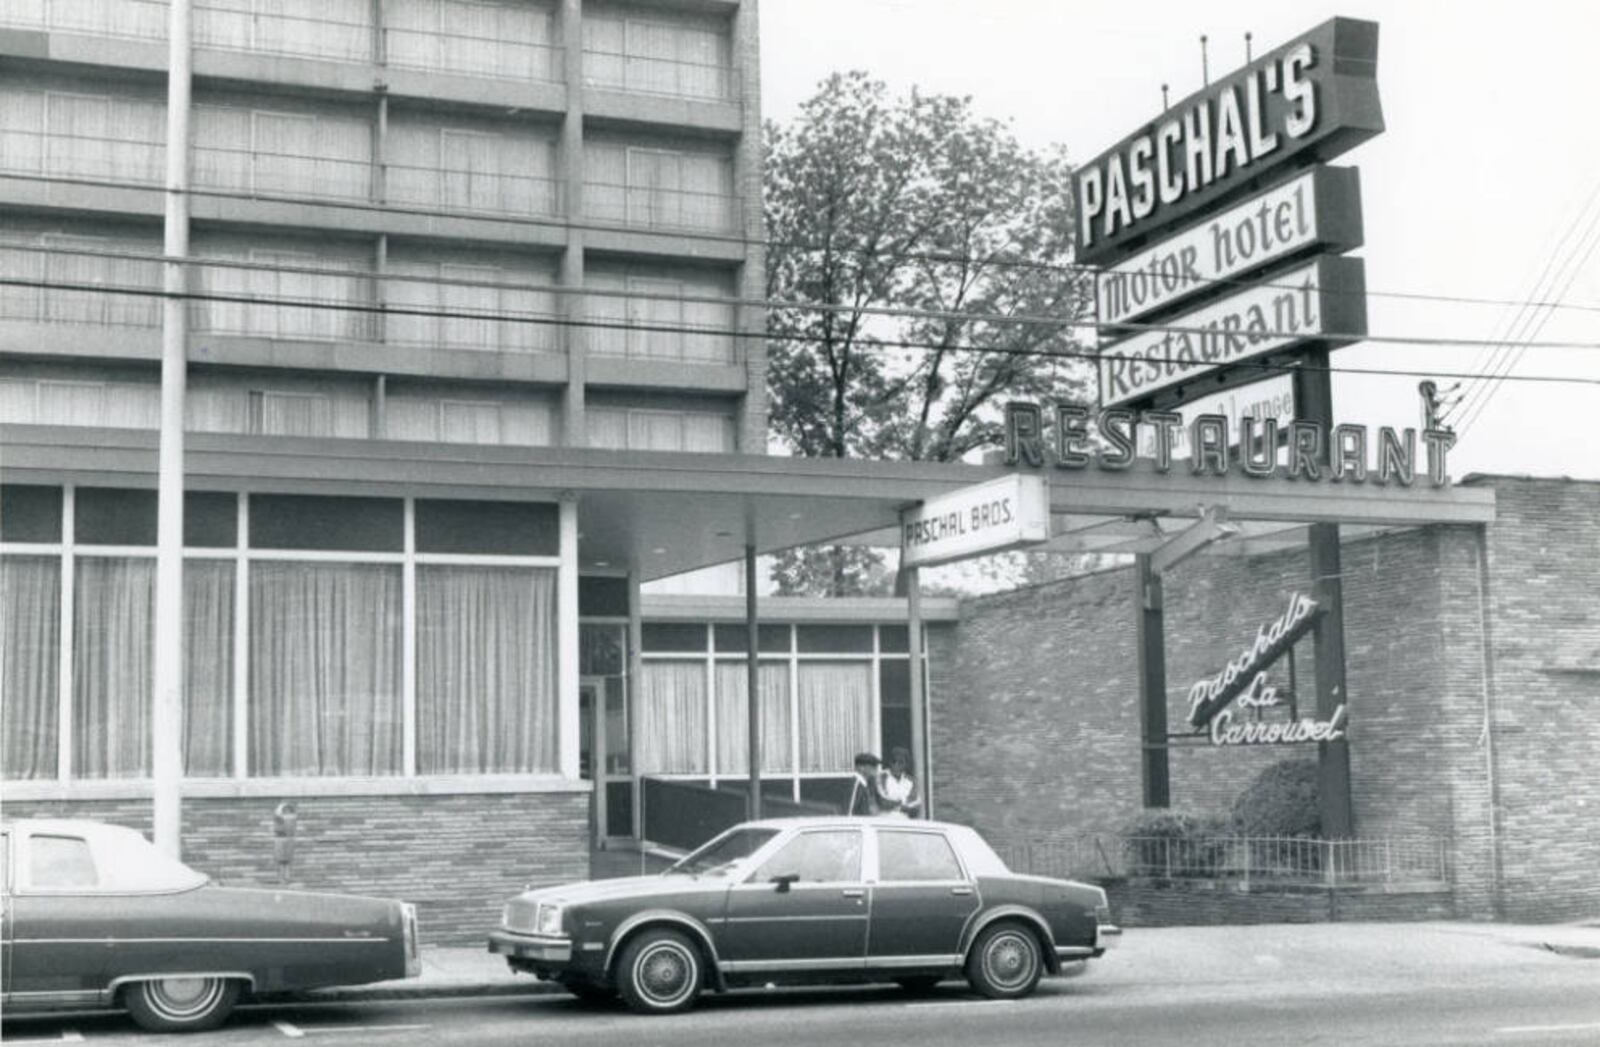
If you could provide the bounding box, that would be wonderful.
[950,886,974,896]
[841,888,866,898]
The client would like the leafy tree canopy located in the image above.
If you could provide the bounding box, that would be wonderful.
[764,71,1093,594]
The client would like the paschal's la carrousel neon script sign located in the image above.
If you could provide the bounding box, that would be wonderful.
[1186,592,1346,747]
[1004,402,1456,487]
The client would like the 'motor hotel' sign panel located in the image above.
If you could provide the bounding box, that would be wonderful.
[1073,17,1382,267]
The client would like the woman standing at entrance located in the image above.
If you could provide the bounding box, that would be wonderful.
[880,746,921,817]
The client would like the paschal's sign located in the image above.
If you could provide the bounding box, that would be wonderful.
[1186,592,1321,729]
[1096,166,1364,327]
[1097,255,1366,407]
[1074,17,1382,267]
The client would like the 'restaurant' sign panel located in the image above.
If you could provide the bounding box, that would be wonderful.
[1098,254,1366,408]
[1096,166,1363,327]
[1073,16,1382,267]
[901,474,1049,569]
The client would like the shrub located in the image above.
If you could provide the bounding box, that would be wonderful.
[1122,809,1234,878]
[1230,758,1320,838]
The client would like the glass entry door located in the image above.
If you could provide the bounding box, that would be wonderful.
[580,677,633,842]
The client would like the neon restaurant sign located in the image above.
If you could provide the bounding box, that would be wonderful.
[1003,402,1456,488]
[1185,593,1346,747]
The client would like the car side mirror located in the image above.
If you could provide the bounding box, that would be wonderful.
[770,873,800,893]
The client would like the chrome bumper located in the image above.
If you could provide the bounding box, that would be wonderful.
[1097,923,1122,948]
[488,930,573,963]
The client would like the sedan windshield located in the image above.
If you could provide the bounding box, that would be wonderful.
[667,827,780,876]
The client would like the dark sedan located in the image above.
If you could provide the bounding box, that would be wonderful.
[489,816,1118,1013]
[1,819,420,1032]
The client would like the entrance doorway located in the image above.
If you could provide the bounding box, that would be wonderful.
[579,677,633,844]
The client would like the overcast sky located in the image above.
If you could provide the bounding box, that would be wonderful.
[759,1,1600,481]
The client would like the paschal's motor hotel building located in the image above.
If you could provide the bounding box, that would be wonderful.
[2,6,1596,939]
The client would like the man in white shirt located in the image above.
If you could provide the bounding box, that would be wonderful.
[880,746,921,818]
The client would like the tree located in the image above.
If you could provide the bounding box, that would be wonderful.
[764,72,1094,594]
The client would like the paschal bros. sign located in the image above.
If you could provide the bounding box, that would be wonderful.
[901,474,1049,569]
[1074,16,1382,267]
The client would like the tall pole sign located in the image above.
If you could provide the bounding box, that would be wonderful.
[1071,16,1382,837]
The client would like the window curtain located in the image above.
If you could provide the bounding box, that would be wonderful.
[636,661,706,773]
[249,562,402,776]
[74,557,154,778]
[2,557,60,780]
[586,408,627,450]
[582,14,626,88]
[796,661,873,773]
[584,143,627,223]
[583,271,629,357]
[627,149,682,228]
[0,88,45,175]
[183,560,234,777]
[416,565,557,774]
[715,662,791,774]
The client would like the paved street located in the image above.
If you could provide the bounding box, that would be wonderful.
[6,923,1599,1046]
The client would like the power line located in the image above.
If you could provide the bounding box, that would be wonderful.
[1446,178,1600,427]
[7,241,1600,357]
[6,167,1600,320]
[4,274,1600,391]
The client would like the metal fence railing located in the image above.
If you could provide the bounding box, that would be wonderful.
[999,834,1452,889]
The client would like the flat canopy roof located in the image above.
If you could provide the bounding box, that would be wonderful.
[1,426,1496,581]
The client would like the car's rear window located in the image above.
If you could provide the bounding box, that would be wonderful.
[878,830,964,882]
[29,835,98,889]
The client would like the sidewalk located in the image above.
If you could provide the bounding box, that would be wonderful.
[298,919,1600,1003]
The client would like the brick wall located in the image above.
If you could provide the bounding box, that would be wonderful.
[6,792,590,944]
[933,478,1600,924]
[1475,477,1600,921]
[1105,880,1457,926]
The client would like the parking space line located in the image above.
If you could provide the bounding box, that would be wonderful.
[61,1033,85,1043]
[301,1025,431,1035]
[904,999,1013,1009]
[273,1020,306,1038]
[1497,1022,1600,1035]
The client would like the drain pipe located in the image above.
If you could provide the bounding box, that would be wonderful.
[1472,529,1503,919]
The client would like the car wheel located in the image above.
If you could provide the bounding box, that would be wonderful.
[124,976,241,1032]
[616,928,703,1015]
[895,975,944,994]
[966,921,1043,1000]
[563,979,618,1006]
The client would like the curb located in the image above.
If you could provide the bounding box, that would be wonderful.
[272,981,565,1004]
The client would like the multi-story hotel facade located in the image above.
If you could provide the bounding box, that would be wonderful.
[0,0,993,938]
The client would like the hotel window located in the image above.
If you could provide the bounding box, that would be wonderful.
[587,408,735,453]
[0,230,162,329]
[585,143,735,233]
[0,489,563,783]
[586,268,736,364]
[192,247,375,343]
[583,10,732,100]
[0,87,165,185]
[0,378,161,429]
[195,0,373,64]
[0,0,168,40]
[385,256,559,353]
[193,104,373,202]
[186,375,371,438]
[383,0,559,82]
[386,121,560,218]
[384,393,554,447]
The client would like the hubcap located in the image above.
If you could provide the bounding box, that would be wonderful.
[637,944,694,1004]
[146,976,224,1019]
[985,933,1034,989]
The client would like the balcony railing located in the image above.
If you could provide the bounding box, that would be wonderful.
[0,244,163,328]
[583,50,738,103]
[194,2,373,64]
[0,129,165,187]
[383,161,563,219]
[0,0,168,41]
[383,26,563,83]
[191,144,373,202]
[998,834,1452,888]
[585,183,738,234]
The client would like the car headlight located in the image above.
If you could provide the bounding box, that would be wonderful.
[535,903,565,937]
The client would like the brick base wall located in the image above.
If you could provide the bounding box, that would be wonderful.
[6,792,590,944]
[1105,879,1457,927]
